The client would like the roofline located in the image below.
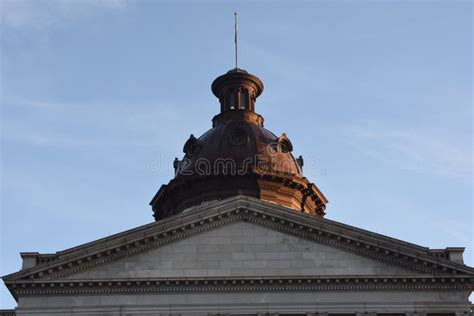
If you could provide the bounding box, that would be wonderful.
[3,195,474,282]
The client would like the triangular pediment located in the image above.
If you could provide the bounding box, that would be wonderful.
[4,196,474,299]
[62,221,415,280]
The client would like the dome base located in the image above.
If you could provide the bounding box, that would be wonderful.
[150,172,326,220]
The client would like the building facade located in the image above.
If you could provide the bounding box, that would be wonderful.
[3,68,474,315]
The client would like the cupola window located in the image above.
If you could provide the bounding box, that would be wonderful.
[229,91,235,109]
[241,89,249,109]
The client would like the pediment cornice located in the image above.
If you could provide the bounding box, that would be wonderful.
[8,275,474,301]
[4,196,474,286]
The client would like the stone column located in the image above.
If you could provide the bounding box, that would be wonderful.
[236,87,241,109]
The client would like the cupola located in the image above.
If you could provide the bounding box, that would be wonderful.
[150,67,328,221]
[211,68,264,113]
[149,12,327,221]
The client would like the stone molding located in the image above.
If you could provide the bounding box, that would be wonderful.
[9,276,474,298]
[4,196,474,300]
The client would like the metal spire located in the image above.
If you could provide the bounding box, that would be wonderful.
[234,12,238,69]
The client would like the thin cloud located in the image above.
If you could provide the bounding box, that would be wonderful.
[0,0,128,31]
[344,121,472,179]
[1,97,192,150]
[429,218,473,247]
[3,97,60,109]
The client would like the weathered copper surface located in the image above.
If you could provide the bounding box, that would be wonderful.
[150,69,328,220]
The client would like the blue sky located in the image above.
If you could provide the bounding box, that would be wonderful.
[0,0,472,308]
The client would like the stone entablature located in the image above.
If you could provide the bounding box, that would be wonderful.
[9,276,474,297]
[1,311,473,316]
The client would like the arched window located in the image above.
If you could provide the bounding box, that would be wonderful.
[241,89,248,109]
[229,91,235,109]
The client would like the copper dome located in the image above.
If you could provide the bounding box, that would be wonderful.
[150,69,328,220]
